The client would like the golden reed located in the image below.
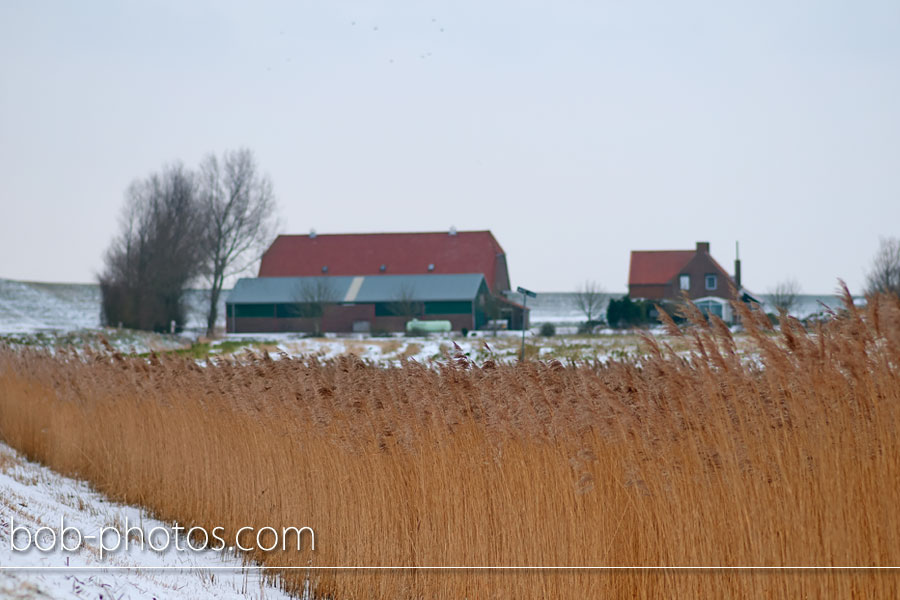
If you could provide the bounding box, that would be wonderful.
[1,289,899,598]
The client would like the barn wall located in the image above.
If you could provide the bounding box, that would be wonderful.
[227,304,476,333]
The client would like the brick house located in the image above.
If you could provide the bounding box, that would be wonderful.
[628,241,753,322]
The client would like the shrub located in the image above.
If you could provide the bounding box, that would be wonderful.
[606,295,653,328]
[539,322,556,337]
[577,319,604,334]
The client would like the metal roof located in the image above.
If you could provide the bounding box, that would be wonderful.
[226,273,487,305]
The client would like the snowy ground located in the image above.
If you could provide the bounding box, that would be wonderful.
[0,441,297,600]
[0,279,222,336]
[220,331,647,365]
[0,320,763,367]
[214,329,768,366]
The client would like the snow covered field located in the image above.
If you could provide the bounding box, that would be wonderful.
[220,331,630,365]
[0,441,296,600]
[0,279,223,335]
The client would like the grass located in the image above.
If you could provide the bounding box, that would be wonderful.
[139,339,267,359]
[0,290,899,598]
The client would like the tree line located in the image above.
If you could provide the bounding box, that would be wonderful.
[99,148,278,336]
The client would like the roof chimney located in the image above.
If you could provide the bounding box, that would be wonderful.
[696,241,710,253]
[734,241,742,289]
[309,229,317,239]
[449,226,457,236]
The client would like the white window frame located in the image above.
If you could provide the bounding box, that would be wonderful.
[695,296,733,323]
[705,274,717,290]
[679,274,690,291]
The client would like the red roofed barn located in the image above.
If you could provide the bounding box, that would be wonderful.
[259,230,511,293]
[241,229,527,332]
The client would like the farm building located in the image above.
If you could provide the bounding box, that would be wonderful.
[258,230,512,293]
[234,229,528,333]
[628,241,758,322]
[225,273,509,334]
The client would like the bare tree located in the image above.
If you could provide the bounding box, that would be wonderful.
[865,237,900,298]
[99,163,204,332]
[768,278,802,315]
[575,280,605,331]
[481,293,504,335]
[388,282,423,321]
[198,148,278,336]
[294,278,338,335]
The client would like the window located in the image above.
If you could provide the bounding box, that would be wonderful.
[679,274,690,291]
[427,263,435,272]
[276,303,317,318]
[696,299,724,319]
[234,303,275,318]
[705,274,717,290]
[275,303,302,318]
[321,265,328,273]
[424,300,471,315]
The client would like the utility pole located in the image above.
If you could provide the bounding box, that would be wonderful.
[517,286,536,361]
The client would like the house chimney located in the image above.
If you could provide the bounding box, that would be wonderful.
[309,229,317,239]
[696,241,710,253]
[734,241,742,289]
[449,226,457,236]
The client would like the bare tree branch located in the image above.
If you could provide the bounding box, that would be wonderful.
[574,280,605,330]
[865,237,900,298]
[388,282,423,320]
[768,278,802,315]
[293,278,338,335]
[198,148,279,336]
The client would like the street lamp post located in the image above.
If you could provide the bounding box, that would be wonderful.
[516,286,536,361]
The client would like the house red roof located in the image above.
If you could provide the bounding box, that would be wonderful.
[258,231,510,292]
[628,250,696,285]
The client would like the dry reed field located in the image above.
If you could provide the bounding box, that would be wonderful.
[1,291,900,598]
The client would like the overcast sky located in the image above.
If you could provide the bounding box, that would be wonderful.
[1,1,897,293]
